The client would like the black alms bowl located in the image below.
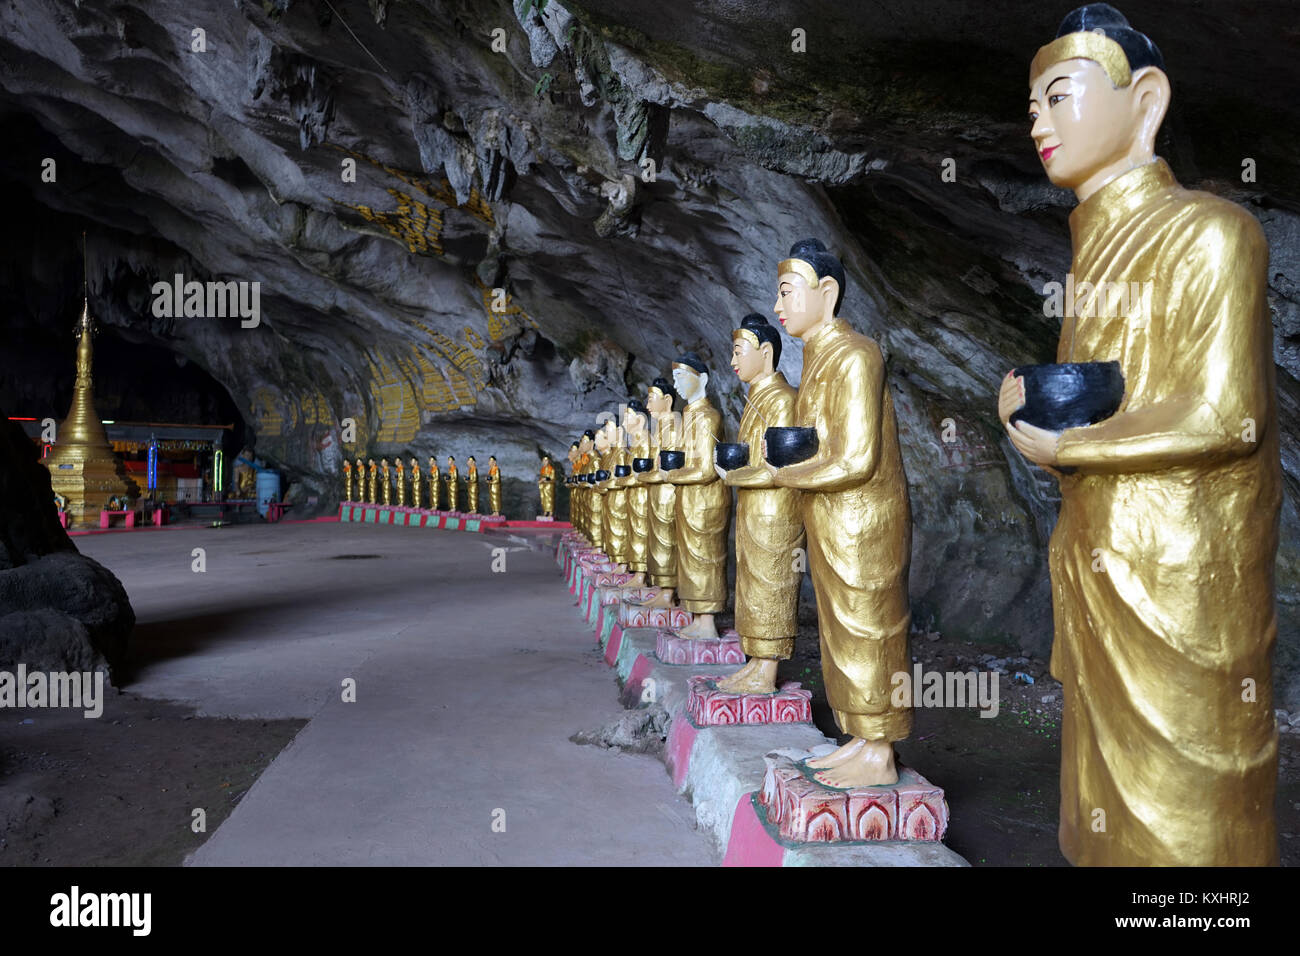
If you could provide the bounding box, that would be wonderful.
[764,427,819,468]
[595,469,611,482]
[714,442,750,472]
[1010,361,1125,431]
[659,449,686,471]
[632,457,654,473]
[614,465,631,478]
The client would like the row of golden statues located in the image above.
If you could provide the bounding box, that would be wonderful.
[343,454,526,516]
[564,4,1282,866]
[565,260,909,793]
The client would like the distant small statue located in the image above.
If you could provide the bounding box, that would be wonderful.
[466,456,480,515]
[538,455,555,517]
[487,455,502,516]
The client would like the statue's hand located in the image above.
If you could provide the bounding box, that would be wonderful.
[998,371,1025,426]
[1006,420,1060,467]
[714,463,729,482]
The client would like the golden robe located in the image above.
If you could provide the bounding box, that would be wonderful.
[380,463,391,504]
[575,452,592,541]
[621,430,652,573]
[776,318,912,743]
[410,463,422,509]
[1047,160,1280,866]
[671,397,731,614]
[588,453,606,552]
[539,461,555,516]
[605,444,632,565]
[445,465,459,513]
[725,371,805,659]
[466,465,479,514]
[343,463,353,502]
[394,463,406,506]
[428,462,440,510]
[641,414,680,588]
[597,448,618,557]
[487,465,502,516]
[367,464,378,503]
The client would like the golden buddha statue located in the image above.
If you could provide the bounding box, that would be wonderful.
[445,455,459,512]
[587,427,609,552]
[466,456,480,514]
[343,460,353,502]
[767,238,912,789]
[539,455,556,517]
[487,455,503,516]
[367,458,378,504]
[394,458,406,507]
[598,417,631,568]
[663,353,731,639]
[577,430,597,540]
[428,456,440,510]
[719,314,805,694]
[410,457,422,509]
[1000,4,1280,866]
[380,458,391,505]
[235,447,257,498]
[614,399,652,585]
[635,378,681,606]
[355,457,365,502]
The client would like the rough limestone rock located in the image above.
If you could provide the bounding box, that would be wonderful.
[0,419,134,678]
[0,1,1295,705]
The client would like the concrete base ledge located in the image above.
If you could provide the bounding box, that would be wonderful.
[597,613,969,867]
[557,539,968,866]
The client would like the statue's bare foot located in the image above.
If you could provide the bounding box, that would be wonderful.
[625,572,646,587]
[805,737,864,770]
[716,658,778,694]
[676,614,718,641]
[813,739,898,788]
[631,588,673,607]
[626,587,670,608]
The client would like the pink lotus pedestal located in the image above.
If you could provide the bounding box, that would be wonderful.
[614,586,663,604]
[594,571,635,589]
[685,676,813,726]
[655,628,744,666]
[757,753,948,843]
[619,602,692,630]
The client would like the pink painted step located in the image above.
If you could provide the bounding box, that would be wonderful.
[654,628,744,666]
[685,676,812,726]
[758,754,948,843]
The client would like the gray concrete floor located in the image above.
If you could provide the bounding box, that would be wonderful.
[77,521,716,866]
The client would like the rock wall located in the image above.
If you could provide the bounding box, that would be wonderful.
[0,0,1295,704]
[0,417,134,678]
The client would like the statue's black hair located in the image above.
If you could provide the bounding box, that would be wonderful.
[788,238,846,313]
[739,312,782,368]
[1058,4,1164,73]
[650,377,678,404]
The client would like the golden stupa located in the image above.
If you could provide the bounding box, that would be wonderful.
[42,299,137,527]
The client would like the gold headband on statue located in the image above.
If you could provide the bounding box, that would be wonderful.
[732,328,761,349]
[1031,31,1132,88]
[777,258,821,289]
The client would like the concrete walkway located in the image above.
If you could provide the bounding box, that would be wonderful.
[78,521,715,866]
